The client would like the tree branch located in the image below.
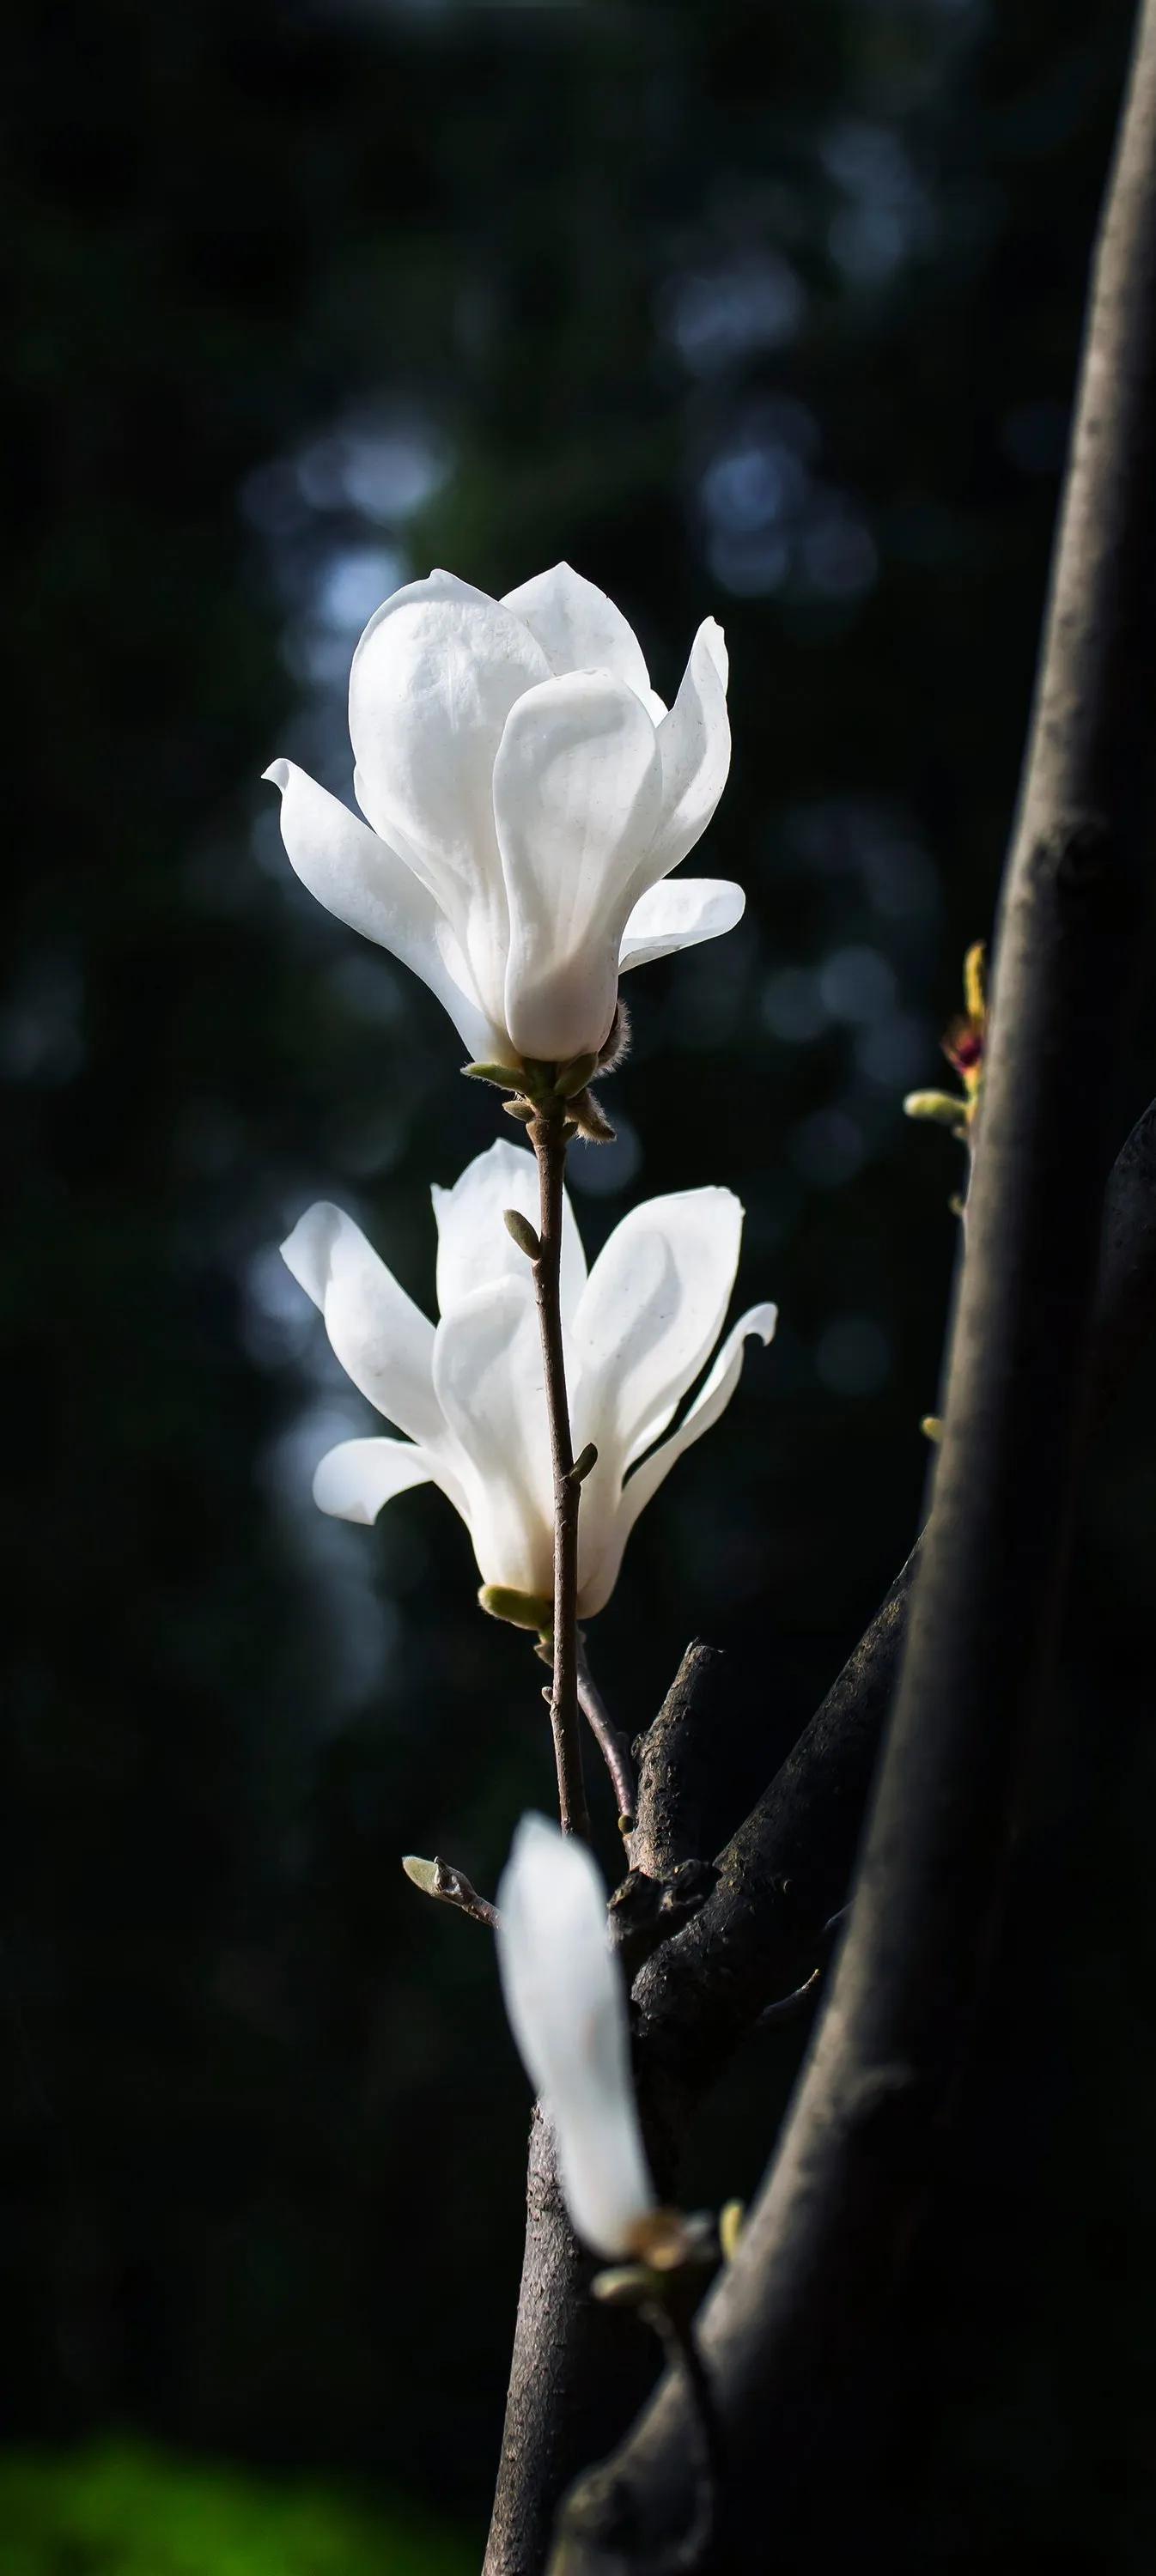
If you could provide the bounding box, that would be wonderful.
[483,1643,722,2576]
[630,1078,1156,2091]
[552,3,1156,2559]
[576,1636,637,1833]
[483,2103,664,2576]
[485,1078,1156,2576]
[626,1640,724,1881]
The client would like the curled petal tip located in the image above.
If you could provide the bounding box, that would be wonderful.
[701,617,728,683]
[262,758,290,792]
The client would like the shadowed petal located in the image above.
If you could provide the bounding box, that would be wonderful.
[573,1188,745,1477]
[282,1201,443,1449]
[348,570,549,1018]
[431,1139,586,1322]
[264,759,497,1060]
[580,1303,777,1618]
[494,671,663,1062]
[432,1278,555,1595]
[646,618,732,881]
[502,562,651,701]
[312,1436,436,1525]
[618,876,745,974]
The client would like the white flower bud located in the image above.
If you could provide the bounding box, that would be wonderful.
[496,1814,654,2259]
[264,563,744,1068]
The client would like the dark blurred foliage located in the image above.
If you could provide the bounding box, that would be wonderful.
[0,2437,471,2573]
[3,0,1156,2565]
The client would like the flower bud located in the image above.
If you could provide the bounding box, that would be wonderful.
[904,1090,969,1132]
[478,1583,553,1631]
[463,1060,525,1089]
[503,1208,542,1261]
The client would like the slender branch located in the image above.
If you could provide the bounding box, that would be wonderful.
[553,4,1156,2558]
[576,1635,636,1832]
[636,2305,722,2576]
[483,1643,723,2576]
[529,1109,589,1843]
[608,1643,724,1979]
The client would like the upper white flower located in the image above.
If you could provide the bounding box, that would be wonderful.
[265,563,741,1067]
[496,1814,654,2258]
[281,1139,776,1621]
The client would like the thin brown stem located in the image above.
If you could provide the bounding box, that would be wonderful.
[576,1635,636,1832]
[529,1110,589,1842]
[640,2306,722,2576]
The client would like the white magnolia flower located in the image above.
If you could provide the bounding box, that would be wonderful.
[497,1813,654,2257]
[265,562,741,1068]
[281,1140,776,1622]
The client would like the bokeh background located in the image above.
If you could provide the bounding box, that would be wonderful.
[6,0,1156,2567]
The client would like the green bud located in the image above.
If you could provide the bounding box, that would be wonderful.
[401,1854,439,1897]
[462,1060,525,1090]
[503,1208,541,1261]
[903,1090,968,1133]
[591,2264,652,2308]
[556,1052,599,1100]
[478,1583,554,1631]
[719,2199,745,2263]
[921,1414,944,1444]
[568,1442,599,1484]
[502,1097,536,1121]
[963,939,987,1027]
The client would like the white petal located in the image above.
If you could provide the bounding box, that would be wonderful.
[432,1279,554,1596]
[494,672,663,1062]
[573,1188,745,1478]
[502,562,651,701]
[282,1202,444,1449]
[496,1815,655,2258]
[263,760,497,1062]
[647,618,732,879]
[312,1436,435,1525]
[618,876,745,975]
[580,1303,776,1618]
[430,1139,587,1323]
[347,570,550,1013]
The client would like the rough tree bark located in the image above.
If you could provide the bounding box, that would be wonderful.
[484,1078,1156,2576]
[551,3,1156,2563]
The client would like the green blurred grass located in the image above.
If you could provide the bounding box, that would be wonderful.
[0,2439,474,2575]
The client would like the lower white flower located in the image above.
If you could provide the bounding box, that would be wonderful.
[280,1139,776,1622]
[496,1814,654,2258]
